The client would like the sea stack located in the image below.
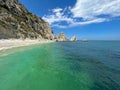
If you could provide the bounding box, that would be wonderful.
[70,36,77,41]
[56,32,68,41]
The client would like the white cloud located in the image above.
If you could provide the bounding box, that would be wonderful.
[52,8,62,13]
[42,0,120,28]
[71,0,120,20]
[71,18,107,27]
[52,18,107,28]
[42,8,73,25]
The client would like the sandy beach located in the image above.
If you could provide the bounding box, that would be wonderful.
[0,39,54,51]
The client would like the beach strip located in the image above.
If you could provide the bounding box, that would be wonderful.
[0,39,54,51]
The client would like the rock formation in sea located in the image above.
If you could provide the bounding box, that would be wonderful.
[82,39,88,42]
[0,0,54,40]
[70,36,77,41]
[56,32,68,41]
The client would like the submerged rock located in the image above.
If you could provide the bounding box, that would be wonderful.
[0,0,54,40]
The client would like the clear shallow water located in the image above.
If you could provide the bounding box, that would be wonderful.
[0,41,120,90]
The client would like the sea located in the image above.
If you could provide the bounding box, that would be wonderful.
[0,41,120,90]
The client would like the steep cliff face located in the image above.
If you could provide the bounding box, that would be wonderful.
[0,0,54,39]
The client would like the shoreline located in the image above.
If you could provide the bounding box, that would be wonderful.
[0,39,55,51]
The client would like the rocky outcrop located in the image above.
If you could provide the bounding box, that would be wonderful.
[82,39,88,42]
[70,36,77,41]
[55,32,68,41]
[0,0,54,40]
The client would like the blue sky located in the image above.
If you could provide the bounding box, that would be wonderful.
[19,0,120,40]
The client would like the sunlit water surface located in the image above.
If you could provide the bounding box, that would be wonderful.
[0,41,120,90]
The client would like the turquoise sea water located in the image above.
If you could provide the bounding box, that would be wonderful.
[0,41,120,90]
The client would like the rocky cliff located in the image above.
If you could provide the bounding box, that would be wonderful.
[0,0,54,39]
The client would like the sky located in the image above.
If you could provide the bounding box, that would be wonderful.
[19,0,120,40]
